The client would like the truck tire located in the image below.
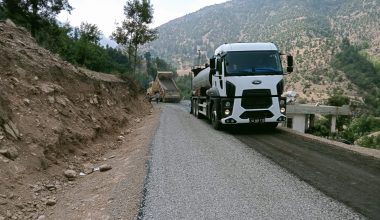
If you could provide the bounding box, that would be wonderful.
[195,100,202,119]
[193,99,199,118]
[211,104,222,130]
[192,99,197,116]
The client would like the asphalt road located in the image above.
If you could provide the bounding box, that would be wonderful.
[139,103,367,219]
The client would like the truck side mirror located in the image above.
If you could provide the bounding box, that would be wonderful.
[287,55,294,73]
[209,58,216,69]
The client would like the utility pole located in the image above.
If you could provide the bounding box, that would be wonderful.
[198,49,201,66]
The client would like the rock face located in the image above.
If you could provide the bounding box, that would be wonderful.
[0,21,151,219]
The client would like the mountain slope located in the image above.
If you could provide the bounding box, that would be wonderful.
[146,0,380,103]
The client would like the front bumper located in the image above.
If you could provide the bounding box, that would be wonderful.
[220,97,286,124]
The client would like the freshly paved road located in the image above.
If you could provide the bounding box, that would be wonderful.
[139,103,365,219]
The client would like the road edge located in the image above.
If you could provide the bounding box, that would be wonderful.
[136,105,162,220]
[278,127,380,159]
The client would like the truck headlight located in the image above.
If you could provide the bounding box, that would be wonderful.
[225,101,231,107]
[224,109,231,116]
[280,107,286,113]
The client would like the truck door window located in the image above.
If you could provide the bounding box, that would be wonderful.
[217,59,222,74]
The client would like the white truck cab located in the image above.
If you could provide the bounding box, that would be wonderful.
[191,43,293,130]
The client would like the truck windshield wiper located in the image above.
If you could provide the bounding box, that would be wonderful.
[236,68,281,75]
[253,68,280,73]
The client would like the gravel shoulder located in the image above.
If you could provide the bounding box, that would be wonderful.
[48,105,161,220]
[140,104,363,219]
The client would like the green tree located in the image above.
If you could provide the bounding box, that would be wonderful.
[0,1,6,19]
[144,51,156,78]
[1,0,72,36]
[176,74,192,99]
[79,22,102,44]
[112,0,158,74]
[342,115,380,143]
[332,40,380,116]
[327,94,350,107]
[75,22,102,65]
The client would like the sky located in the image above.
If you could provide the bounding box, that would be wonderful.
[58,0,228,38]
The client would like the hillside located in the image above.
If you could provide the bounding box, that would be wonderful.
[146,0,380,103]
[0,20,152,219]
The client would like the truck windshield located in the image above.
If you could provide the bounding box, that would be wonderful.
[225,51,283,76]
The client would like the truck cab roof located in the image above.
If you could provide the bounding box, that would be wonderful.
[214,43,278,56]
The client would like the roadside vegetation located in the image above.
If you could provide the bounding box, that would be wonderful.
[175,74,192,100]
[309,39,380,149]
[0,0,172,90]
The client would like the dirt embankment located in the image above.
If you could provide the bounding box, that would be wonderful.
[0,20,152,219]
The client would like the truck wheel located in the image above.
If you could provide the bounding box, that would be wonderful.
[196,102,203,119]
[195,100,202,119]
[211,104,222,130]
[193,100,198,117]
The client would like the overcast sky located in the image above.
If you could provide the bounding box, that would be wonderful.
[58,0,228,38]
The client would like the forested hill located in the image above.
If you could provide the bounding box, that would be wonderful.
[146,0,380,104]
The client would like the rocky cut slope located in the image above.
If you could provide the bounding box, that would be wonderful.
[146,0,380,103]
[0,20,151,219]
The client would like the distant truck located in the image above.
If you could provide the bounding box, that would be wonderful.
[147,71,181,103]
[191,43,293,130]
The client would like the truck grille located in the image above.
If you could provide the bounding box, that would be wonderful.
[240,111,274,119]
[241,89,272,109]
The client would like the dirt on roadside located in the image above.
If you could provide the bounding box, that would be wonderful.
[0,20,157,220]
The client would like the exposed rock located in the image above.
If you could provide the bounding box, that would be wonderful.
[5,19,16,28]
[23,98,30,105]
[134,118,141,123]
[47,96,55,104]
[46,199,56,206]
[8,122,19,138]
[37,215,46,220]
[45,184,56,191]
[6,210,12,218]
[14,203,23,209]
[0,146,19,160]
[56,96,67,106]
[63,170,77,180]
[0,198,7,205]
[0,135,4,140]
[89,95,99,105]
[4,123,18,139]
[82,163,94,174]
[117,136,124,141]
[99,164,112,172]
[39,83,63,94]
[107,99,112,106]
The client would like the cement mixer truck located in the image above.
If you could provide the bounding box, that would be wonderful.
[191,43,293,130]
